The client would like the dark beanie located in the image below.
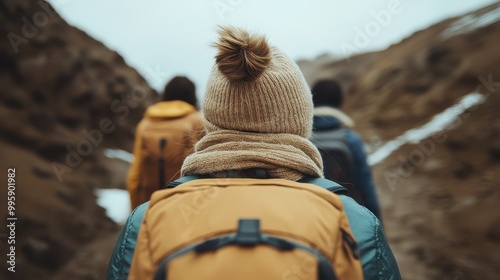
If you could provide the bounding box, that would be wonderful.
[162,76,198,108]
[311,79,344,108]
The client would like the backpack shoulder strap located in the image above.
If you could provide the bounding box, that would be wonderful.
[338,127,353,141]
[164,175,203,189]
[299,177,347,195]
[166,175,347,195]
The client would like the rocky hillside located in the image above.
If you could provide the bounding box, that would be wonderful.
[299,3,500,279]
[0,1,157,279]
[1,0,498,279]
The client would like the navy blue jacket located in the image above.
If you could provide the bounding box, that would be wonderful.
[313,114,382,220]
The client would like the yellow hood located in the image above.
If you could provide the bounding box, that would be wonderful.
[145,100,197,119]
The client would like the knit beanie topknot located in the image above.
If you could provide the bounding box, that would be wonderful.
[182,26,324,180]
[203,26,314,138]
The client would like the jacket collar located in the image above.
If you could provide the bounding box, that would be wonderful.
[313,106,355,129]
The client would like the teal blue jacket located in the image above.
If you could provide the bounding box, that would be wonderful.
[106,178,401,280]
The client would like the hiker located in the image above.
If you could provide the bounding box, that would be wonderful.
[310,79,382,220]
[127,76,204,209]
[106,26,401,280]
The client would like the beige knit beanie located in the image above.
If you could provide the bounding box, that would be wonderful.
[203,26,314,137]
[182,26,323,180]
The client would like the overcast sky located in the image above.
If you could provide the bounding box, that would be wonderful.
[48,0,497,96]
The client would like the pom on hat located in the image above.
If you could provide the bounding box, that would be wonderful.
[213,26,271,82]
[204,26,313,137]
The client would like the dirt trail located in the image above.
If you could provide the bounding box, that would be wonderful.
[51,229,122,280]
[373,92,500,279]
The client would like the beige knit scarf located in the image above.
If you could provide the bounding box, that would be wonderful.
[181,130,324,181]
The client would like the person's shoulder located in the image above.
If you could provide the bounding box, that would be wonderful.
[188,110,203,119]
[341,127,360,138]
[339,196,402,279]
[126,202,149,228]
[184,110,204,131]
[339,195,380,230]
[342,128,365,147]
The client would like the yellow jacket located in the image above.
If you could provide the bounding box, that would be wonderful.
[127,100,204,209]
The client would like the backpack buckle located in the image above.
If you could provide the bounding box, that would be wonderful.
[235,219,262,247]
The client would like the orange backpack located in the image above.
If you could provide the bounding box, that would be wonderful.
[129,176,363,280]
[135,113,202,206]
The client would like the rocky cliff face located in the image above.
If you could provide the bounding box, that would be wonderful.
[0,1,157,279]
[299,3,500,279]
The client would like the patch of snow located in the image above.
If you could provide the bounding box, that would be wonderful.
[95,189,130,225]
[442,6,500,39]
[104,148,134,163]
[368,93,487,165]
